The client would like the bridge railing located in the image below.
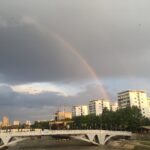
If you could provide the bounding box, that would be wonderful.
[0,129,132,137]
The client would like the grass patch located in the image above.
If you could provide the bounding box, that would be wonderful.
[134,145,150,150]
[139,140,150,146]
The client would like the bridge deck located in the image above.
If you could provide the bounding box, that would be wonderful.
[0,130,132,146]
[0,129,131,137]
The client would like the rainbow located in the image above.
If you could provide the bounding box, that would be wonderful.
[31,21,109,99]
[52,33,109,100]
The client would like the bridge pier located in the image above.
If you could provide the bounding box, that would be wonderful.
[71,133,100,145]
[71,131,131,145]
[71,132,109,145]
[0,135,27,148]
[1,135,11,146]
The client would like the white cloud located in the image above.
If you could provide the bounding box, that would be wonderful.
[10,82,83,97]
[11,82,69,96]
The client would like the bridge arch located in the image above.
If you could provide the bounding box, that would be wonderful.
[84,134,89,140]
[8,137,17,143]
[93,135,99,144]
[104,135,130,145]
[0,138,4,145]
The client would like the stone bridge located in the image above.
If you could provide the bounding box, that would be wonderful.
[0,129,132,148]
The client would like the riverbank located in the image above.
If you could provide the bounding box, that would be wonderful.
[107,140,150,150]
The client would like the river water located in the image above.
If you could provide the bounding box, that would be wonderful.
[7,138,120,150]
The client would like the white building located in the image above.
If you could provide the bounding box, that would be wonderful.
[89,99,110,116]
[148,98,150,114]
[25,120,31,126]
[110,102,118,112]
[13,120,20,126]
[72,105,88,117]
[118,90,150,118]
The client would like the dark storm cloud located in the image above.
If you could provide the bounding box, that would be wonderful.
[0,0,150,85]
[0,0,150,121]
[0,18,90,84]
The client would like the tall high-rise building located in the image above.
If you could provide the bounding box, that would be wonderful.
[147,98,150,114]
[2,116,9,127]
[72,105,88,117]
[118,90,150,118]
[89,99,110,115]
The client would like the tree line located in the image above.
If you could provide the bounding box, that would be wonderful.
[31,106,150,132]
[71,106,150,132]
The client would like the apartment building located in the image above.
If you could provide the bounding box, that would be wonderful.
[110,102,118,112]
[118,90,150,118]
[89,99,110,115]
[72,105,88,117]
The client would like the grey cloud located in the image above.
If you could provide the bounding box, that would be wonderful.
[0,0,150,85]
[39,0,150,78]
[0,19,90,84]
[0,106,56,122]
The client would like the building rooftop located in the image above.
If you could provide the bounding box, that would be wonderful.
[118,90,146,94]
[89,99,109,102]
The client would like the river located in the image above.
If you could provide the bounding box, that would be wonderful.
[7,138,120,150]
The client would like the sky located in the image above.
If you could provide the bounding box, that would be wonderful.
[0,0,150,122]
